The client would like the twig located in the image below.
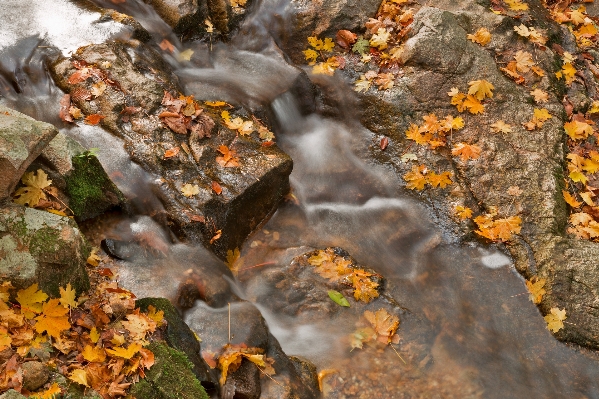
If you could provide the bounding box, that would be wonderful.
[228,302,231,343]
[257,365,283,387]
[390,344,407,364]
[239,262,276,272]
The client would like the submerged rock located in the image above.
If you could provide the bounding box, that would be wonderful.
[0,204,90,296]
[51,40,292,259]
[0,106,57,201]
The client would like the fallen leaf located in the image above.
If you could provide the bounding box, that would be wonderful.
[544,307,567,332]
[328,290,350,307]
[525,277,546,304]
[452,143,482,161]
[59,283,77,309]
[13,169,52,207]
[455,205,473,219]
[16,283,48,319]
[163,147,180,159]
[211,181,223,195]
[468,79,494,100]
[34,299,71,338]
[69,369,89,387]
[106,343,142,359]
[490,120,513,133]
[159,39,175,53]
[84,114,104,125]
[467,27,492,46]
[181,184,200,198]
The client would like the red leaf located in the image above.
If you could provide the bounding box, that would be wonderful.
[380,137,389,150]
[59,94,73,122]
[84,114,104,125]
[211,181,223,195]
[97,268,114,277]
[159,39,175,53]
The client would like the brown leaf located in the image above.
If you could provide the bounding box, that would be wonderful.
[84,114,105,125]
[163,147,180,159]
[336,30,357,49]
[59,94,73,122]
[159,39,175,53]
[162,115,188,134]
[380,137,389,150]
[210,230,222,244]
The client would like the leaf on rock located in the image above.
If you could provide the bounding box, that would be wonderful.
[403,164,427,190]
[13,169,52,207]
[181,184,200,198]
[530,89,549,103]
[490,120,513,133]
[455,205,473,219]
[84,114,104,125]
[468,79,494,100]
[525,277,546,304]
[467,28,491,46]
[216,145,240,167]
[544,307,567,333]
[452,143,482,161]
[563,190,582,208]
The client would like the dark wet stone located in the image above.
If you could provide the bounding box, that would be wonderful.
[101,238,138,261]
[50,40,292,260]
[136,297,218,388]
[0,204,90,297]
[222,358,261,399]
[0,105,57,201]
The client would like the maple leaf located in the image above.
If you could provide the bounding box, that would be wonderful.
[226,248,243,276]
[525,277,546,304]
[352,37,370,55]
[91,81,106,97]
[322,37,335,52]
[564,120,593,140]
[13,169,52,207]
[87,247,101,267]
[312,57,339,76]
[370,28,391,50]
[145,305,165,326]
[468,80,494,100]
[363,308,400,345]
[544,307,567,333]
[164,147,180,159]
[69,369,89,387]
[463,95,485,114]
[59,283,77,309]
[569,7,586,25]
[452,143,482,161]
[122,312,156,342]
[570,212,593,226]
[467,27,491,46]
[427,171,453,188]
[69,106,83,119]
[474,214,521,241]
[16,283,48,319]
[181,183,200,197]
[350,270,379,303]
[561,62,577,85]
[34,299,71,338]
[405,123,431,145]
[307,36,324,50]
[514,51,534,73]
[216,145,240,167]
[490,120,512,133]
[403,164,427,190]
[530,89,548,103]
[455,205,473,219]
[303,49,318,63]
[375,73,395,90]
[106,343,142,359]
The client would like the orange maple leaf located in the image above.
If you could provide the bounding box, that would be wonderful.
[34,299,70,338]
[216,145,240,167]
[452,143,482,161]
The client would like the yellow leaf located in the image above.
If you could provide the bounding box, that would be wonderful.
[220,110,231,121]
[87,247,101,267]
[34,299,71,338]
[530,89,548,103]
[0,281,13,302]
[569,170,588,185]
[307,36,324,50]
[426,171,453,188]
[544,307,566,333]
[580,191,595,206]
[563,190,582,207]
[455,205,473,219]
[463,95,485,114]
[525,277,546,304]
[467,28,492,46]
[29,382,61,399]
[363,308,400,344]
[514,51,534,73]
[562,62,577,85]
[16,283,48,319]
[505,0,529,11]
[533,108,551,122]
[204,101,227,107]
[177,49,194,62]
[69,369,89,387]
[181,183,200,197]
[570,212,593,226]
[403,164,428,190]
[91,81,106,97]
[468,79,494,100]
[82,344,106,362]
[59,283,77,309]
[90,327,100,343]
[564,120,593,140]
[474,214,521,241]
[312,57,339,76]
[303,49,318,63]
[370,28,390,50]
[13,169,52,207]
[106,343,142,359]
[322,37,335,52]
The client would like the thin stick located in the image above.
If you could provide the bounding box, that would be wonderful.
[228,302,231,343]
[510,292,528,298]
[257,366,283,387]
[239,262,276,272]
[390,344,407,364]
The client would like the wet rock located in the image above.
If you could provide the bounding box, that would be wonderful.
[129,342,209,399]
[136,297,217,387]
[185,300,319,399]
[289,356,320,397]
[21,361,49,391]
[0,204,90,296]
[101,238,138,261]
[50,40,293,259]
[222,359,261,399]
[280,0,382,64]
[35,134,126,221]
[145,0,252,39]
[326,1,599,348]
[0,105,57,201]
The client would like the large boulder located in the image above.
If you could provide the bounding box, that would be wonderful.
[0,204,90,296]
[50,40,292,259]
[0,106,57,201]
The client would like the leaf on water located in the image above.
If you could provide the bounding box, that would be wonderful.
[16,283,48,319]
[544,307,567,333]
[13,169,52,207]
[467,27,491,46]
[525,277,546,304]
[216,343,275,386]
[177,49,194,62]
[328,290,350,307]
[159,39,175,53]
[181,183,200,197]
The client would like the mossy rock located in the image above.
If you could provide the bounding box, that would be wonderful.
[64,154,125,221]
[52,373,102,399]
[136,298,215,386]
[129,342,209,399]
[0,390,27,399]
[0,204,90,297]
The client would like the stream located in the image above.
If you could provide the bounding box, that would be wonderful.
[3,0,599,398]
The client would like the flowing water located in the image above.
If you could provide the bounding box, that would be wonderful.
[3,0,599,397]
